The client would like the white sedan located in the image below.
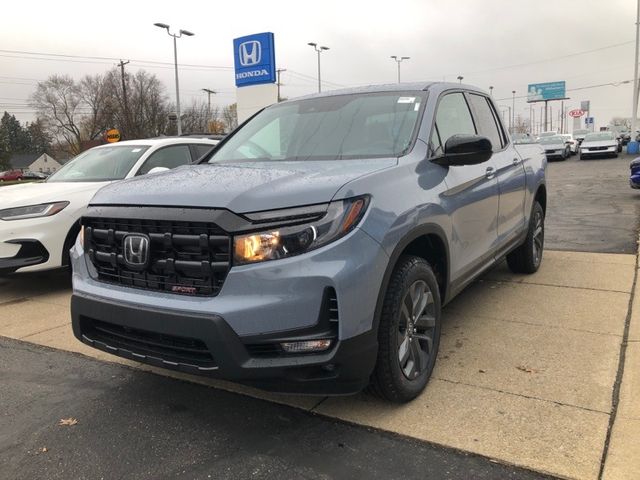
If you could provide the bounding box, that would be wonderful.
[538,135,570,160]
[0,137,218,275]
[579,132,619,160]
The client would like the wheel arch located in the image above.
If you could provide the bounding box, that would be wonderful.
[61,220,81,267]
[372,224,450,334]
[534,183,547,215]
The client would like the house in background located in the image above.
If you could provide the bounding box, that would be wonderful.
[9,153,62,174]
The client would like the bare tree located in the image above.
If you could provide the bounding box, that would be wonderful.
[221,103,238,132]
[30,74,113,154]
[181,100,221,134]
[610,117,632,130]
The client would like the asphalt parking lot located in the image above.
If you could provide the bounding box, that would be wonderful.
[1,152,639,480]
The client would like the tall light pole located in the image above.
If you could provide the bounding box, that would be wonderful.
[308,42,329,93]
[511,90,516,134]
[390,56,410,83]
[457,76,464,84]
[154,22,194,136]
[489,85,494,96]
[632,0,640,135]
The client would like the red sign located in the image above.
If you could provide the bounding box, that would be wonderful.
[569,109,585,118]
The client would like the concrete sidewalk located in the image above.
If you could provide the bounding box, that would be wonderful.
[0,249,638,480]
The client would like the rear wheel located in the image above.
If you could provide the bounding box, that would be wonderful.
[370,255,441,403]
[507,201,544,274]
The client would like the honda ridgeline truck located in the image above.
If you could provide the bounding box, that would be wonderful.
[71,82,547,402]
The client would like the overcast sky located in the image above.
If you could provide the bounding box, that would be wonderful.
[1,0,636,131]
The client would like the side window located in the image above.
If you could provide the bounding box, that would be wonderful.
[468,94,504,150]
[430,93,476,156]
[192,144,215,159]
[136,145,192,175]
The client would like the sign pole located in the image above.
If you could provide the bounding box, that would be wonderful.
[632,0,640,134]
[544,100,548,131]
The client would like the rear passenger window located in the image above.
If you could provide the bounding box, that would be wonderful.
[136,145,192,175]
[431,93,476,156]
[192,144,215,159]
[468,94,504,150]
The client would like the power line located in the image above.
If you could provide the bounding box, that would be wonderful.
[452,40,635,77]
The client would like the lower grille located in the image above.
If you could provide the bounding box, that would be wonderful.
[80,317,217,369]
[588,146,608,151]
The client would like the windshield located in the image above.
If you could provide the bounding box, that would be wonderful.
[538,132,556,137]
[209,92,426,163]
[539,136,564,145]
[583,132,614,142]
[47,145,150,182]
[574,129,589,135]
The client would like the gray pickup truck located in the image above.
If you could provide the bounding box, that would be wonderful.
[71,82,547,402]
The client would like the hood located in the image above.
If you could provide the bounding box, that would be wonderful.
[90,159,397,213]
[582,139,617,148]
[0,181,108,209]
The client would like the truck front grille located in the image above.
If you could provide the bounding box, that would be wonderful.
[84,217,231,296]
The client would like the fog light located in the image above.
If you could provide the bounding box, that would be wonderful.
[281,339,332,353]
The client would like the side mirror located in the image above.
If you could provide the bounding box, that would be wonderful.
[433,134,493,166]
[147,167,170,175]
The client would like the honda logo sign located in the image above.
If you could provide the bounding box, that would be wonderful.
[238,41,262,66]
[233,32,276,87]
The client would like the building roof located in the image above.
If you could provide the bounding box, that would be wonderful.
[9,153,41,169]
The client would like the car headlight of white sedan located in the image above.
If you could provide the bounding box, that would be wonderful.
[0,201,69,221]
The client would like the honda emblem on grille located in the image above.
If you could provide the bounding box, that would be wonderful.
[123,234,150,269]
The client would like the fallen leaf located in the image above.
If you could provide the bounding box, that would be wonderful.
[516,365,539,374]
[58,417,78,426]
[41,447,48,453]
[478,369,486,373]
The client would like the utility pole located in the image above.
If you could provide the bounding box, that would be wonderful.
[117,60,130,137]
[511,90,516,135]
[202,88,216,132]
[276,68,287,102]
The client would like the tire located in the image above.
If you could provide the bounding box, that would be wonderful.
[370,255,442,403]
[507,201,545,274]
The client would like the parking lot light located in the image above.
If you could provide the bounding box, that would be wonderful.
[308,42,330,93]
[154,22,195,136]
[390,56,410,83]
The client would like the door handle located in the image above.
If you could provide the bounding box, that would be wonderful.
[512,157,520,165]
[485,166,495,179]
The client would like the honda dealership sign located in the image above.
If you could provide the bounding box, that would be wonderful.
[233,32,276,87]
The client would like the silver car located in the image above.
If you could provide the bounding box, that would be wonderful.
[539,135,570,160]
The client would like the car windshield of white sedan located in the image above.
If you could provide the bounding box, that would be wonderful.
[209,92,425,162]
[47,146,150,182]
[583,132,614,142]
[539,136,564,145]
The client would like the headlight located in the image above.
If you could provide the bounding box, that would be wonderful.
[234,195,370,265]
[0,201,69,221]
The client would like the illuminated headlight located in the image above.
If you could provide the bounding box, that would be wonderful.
[234,195,370,265]
[0,202,69,221]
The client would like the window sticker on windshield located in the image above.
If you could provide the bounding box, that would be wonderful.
[397,97,416,104]
[131,148,142,152]
[414,103,420,111]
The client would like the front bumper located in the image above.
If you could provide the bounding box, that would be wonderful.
[0,212,75,273]
[580,146,617,157]
[71,226,389,394]
[71,292,378,394]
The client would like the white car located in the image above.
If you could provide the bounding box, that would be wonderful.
[560,134,577,155]
[579,131,619,160]
[0,137,218,274]
[538,135,570,160]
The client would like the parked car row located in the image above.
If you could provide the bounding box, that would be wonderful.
[0,170,49,182]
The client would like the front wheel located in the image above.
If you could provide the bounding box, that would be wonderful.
[370,255,442,403]
[507,201,545,274]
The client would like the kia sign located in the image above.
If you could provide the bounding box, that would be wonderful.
[233,32,276,87]
[526,81,567,102]
[569,109,585,118]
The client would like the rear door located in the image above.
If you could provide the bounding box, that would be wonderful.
[430,91,500,284]
[467,93,526,249]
